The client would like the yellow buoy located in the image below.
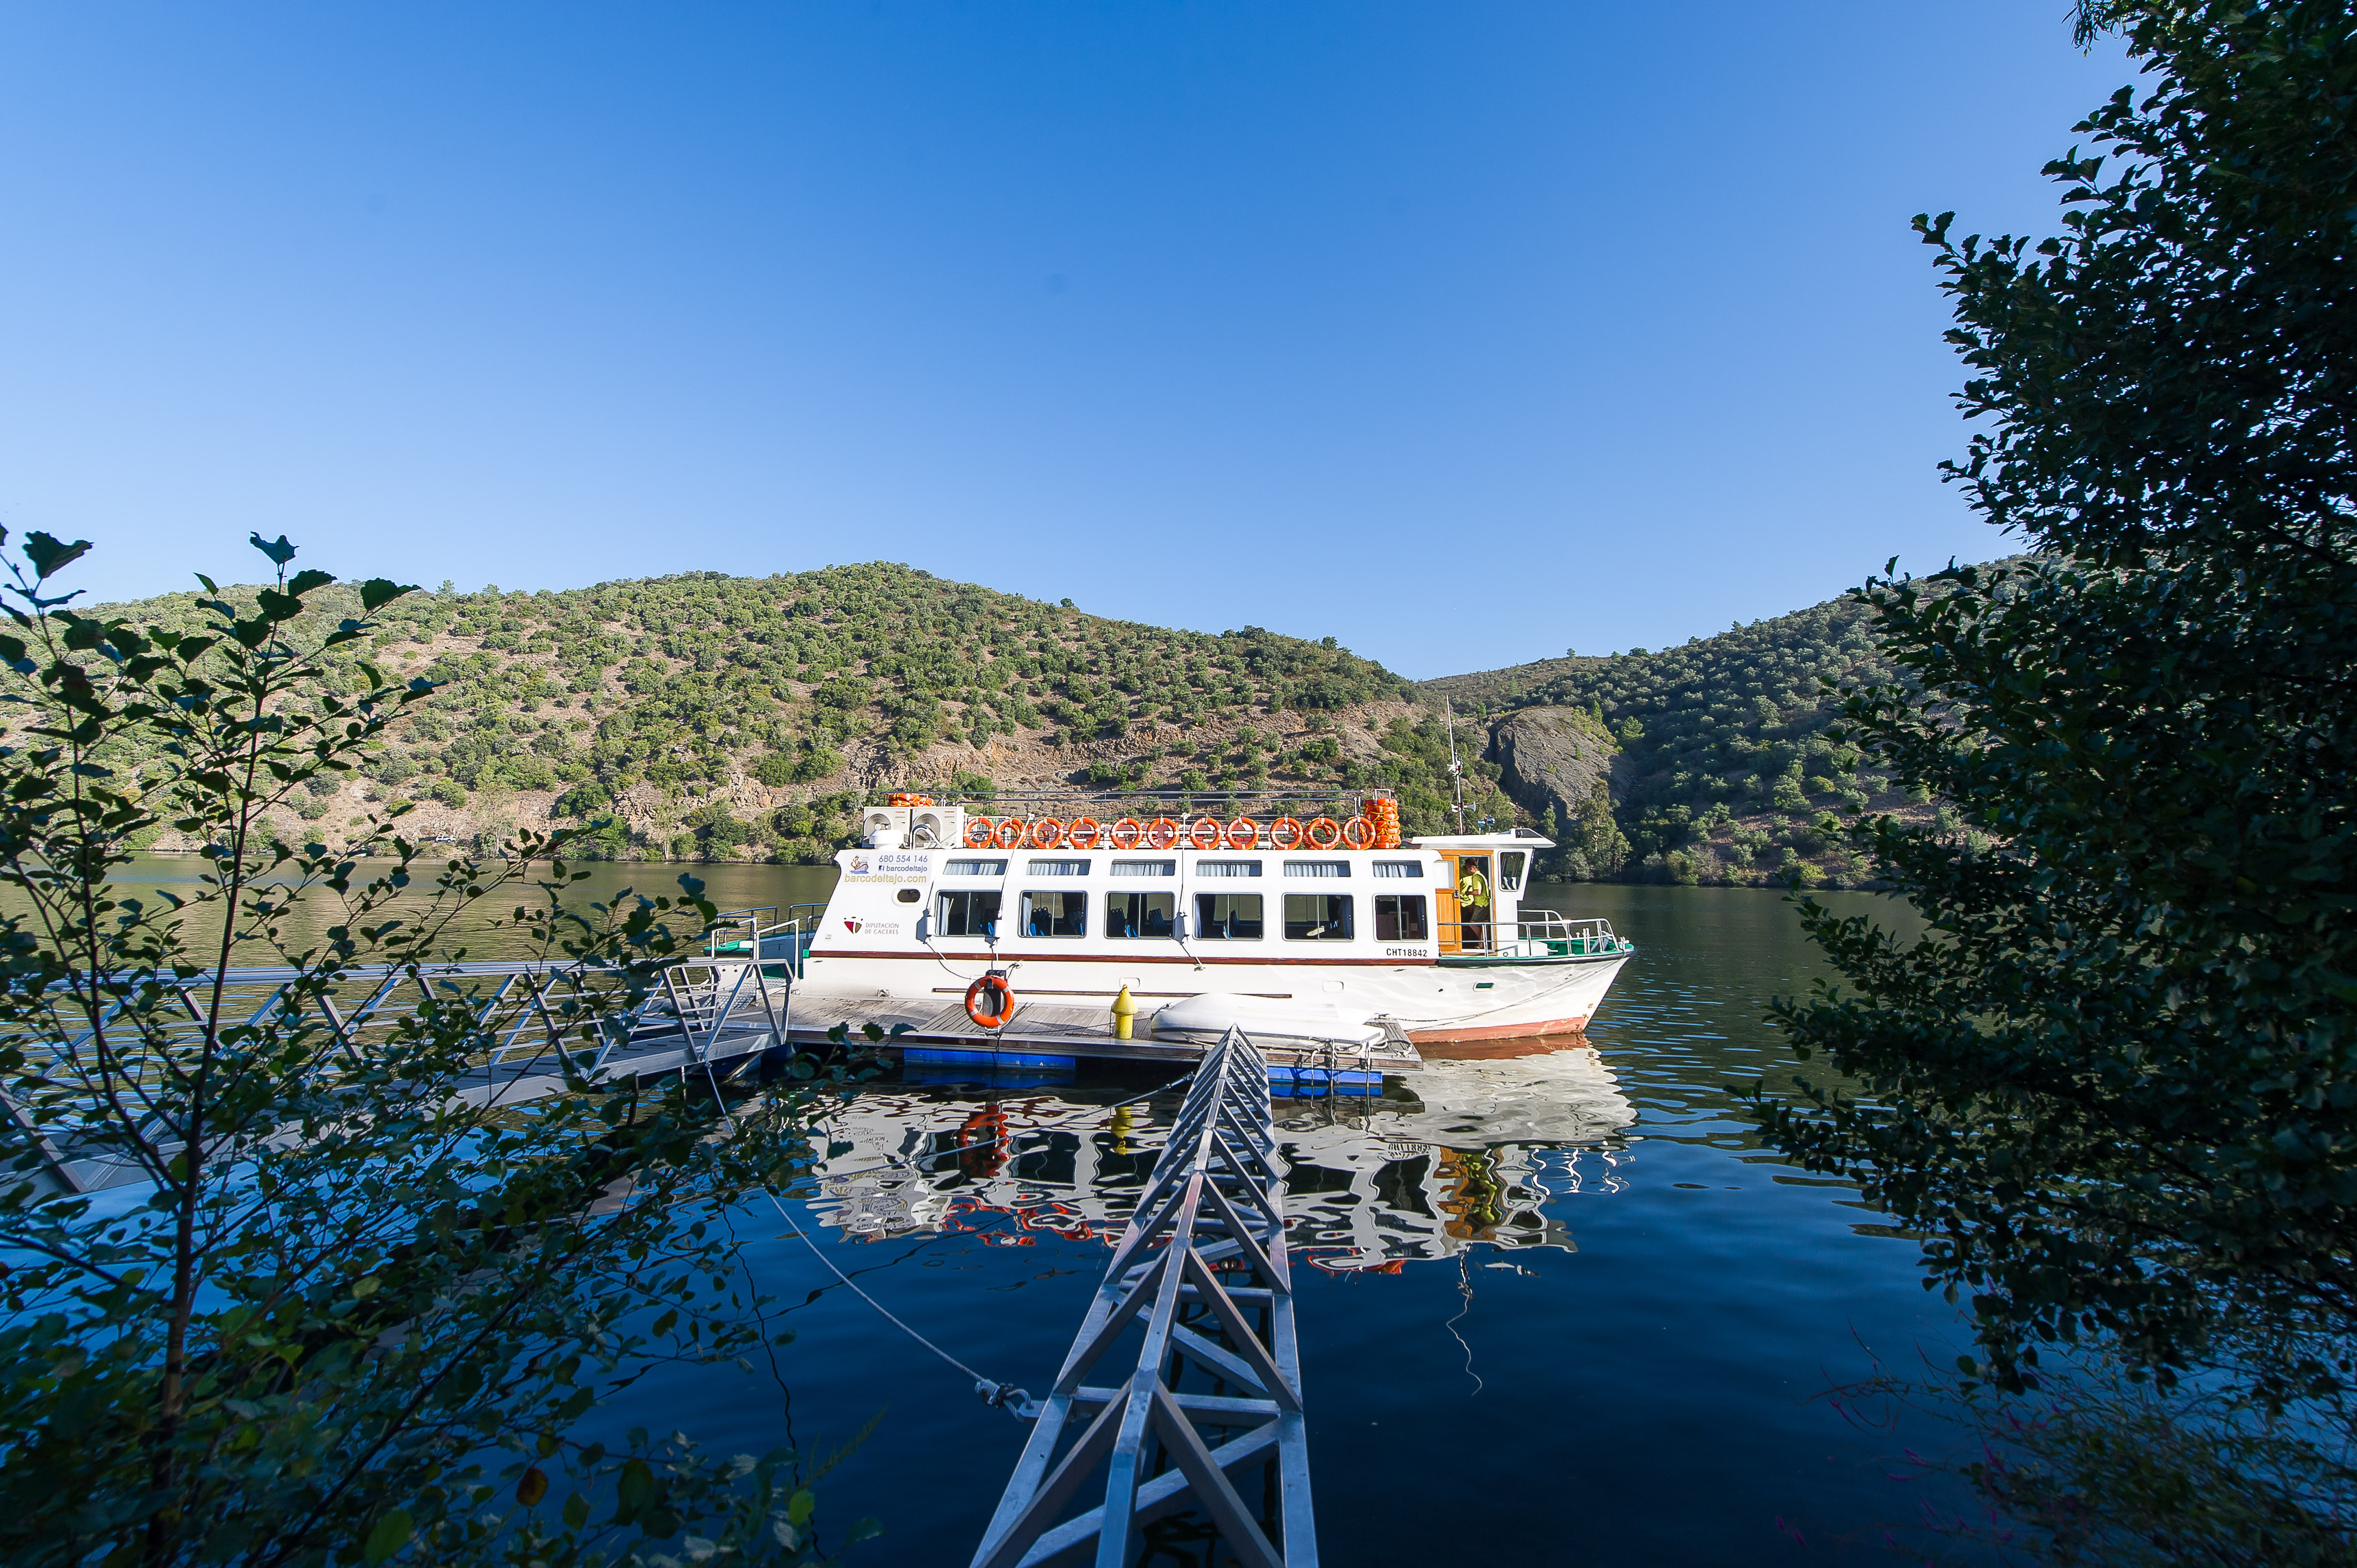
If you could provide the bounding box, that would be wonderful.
[1110,984,1136,1040]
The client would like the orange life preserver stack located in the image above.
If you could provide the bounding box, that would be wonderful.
[887,792,935,807]
[1365,797,1403,849]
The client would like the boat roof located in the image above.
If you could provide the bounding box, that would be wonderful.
[1408,831,1556,851]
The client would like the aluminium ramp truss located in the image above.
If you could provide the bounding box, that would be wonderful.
[970,1026,1315,1568]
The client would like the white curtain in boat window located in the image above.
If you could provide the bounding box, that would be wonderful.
[1371,860,1425,879]
[1110,859,1176,877]
[1026,859,1091,876]
[945,858,1007,876]
[1283,860,1349,879]
[1196,860,1262,878]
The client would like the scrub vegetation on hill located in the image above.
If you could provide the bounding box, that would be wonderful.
[1424,591,1939,888]
[72,563,1530,862]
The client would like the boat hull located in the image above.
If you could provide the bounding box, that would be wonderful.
[795,948,1629,1044]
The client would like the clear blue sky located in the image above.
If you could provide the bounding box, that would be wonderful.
[0,3,2127,678]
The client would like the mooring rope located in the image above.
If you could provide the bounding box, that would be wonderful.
[688,968,1196,1421]
[763,1188,1037,1417]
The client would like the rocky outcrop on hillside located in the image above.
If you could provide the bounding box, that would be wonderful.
[1488,706,1626,826]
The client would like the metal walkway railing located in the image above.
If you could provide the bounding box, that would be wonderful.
[970,1025,1315,1568]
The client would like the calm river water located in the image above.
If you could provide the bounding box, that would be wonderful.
[94,861,1969,1563]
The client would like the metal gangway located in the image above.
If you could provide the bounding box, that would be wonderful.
[11,907,824,1196]
[971,1027,1314,1568]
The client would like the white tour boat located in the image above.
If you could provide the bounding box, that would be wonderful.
[790,793,1633,1046]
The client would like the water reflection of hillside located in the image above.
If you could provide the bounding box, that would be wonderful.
[805,1040,1635,1274]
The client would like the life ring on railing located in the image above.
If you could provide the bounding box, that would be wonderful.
[1188,816,1224,851]
[1268,816,1305,850]
[1224,816,1259,850]
[1341,816,1376,849]
[1029,818,1067,849]
[1305,817,1343,849]
[1146,817,1181,850]
[1110,818,1145,849]
[965,817,997,848]
[965,972,1015,1030]
[991,817,1026,850]
[1067,816,1103,848]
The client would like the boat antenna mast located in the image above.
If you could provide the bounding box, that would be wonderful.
[1445,700,1468,834]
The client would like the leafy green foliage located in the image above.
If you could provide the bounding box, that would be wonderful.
[0,534,861,1565]
[1749,0,2357,1416]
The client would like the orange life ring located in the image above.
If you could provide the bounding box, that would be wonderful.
[1224,816,1258,849]
[1110,818,1145,849]
[1030,818,1066,849]
[1268,816,1305,849]
[965,973,1015,1030]
[1146,817,1180,850]
[1341,816,1376,849]
[991,817,1026,850]
[1305,816,1343,849]
[1188,816,1224,851]
[965,817,996,848]
[1067,816,1103,848]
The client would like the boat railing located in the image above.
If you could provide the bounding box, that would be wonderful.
[1439,912,1632,959]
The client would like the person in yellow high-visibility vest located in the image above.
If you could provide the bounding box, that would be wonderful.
[1455,862,1493,948]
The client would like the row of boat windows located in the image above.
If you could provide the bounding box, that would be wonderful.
[933,890,1431,943]
[939,858,1430,880]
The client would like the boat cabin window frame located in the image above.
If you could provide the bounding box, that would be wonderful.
[1109,859,1177,878]
[1282,859,1350,879]
[1194,859,1263,878]
[943,858,1007,877]
[1026,858,1092,877]
[1020,888,1089,939]
[1193,892,1265,940]
[1283,893,1355,942]
[1105,890,1177,940]
[933,889,1002,939]
[1374,893,1429,941]
[1499,851,1527,891]
[1371,859,1427,879]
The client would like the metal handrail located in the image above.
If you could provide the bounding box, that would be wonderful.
[1437,912,1630,960]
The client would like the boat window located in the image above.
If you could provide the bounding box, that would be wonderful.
[1371,860,1425,879]
[934,890,1001,938]
[1110,859,1176,877]
[1193,893,1263,940]
[1375,894,1428,941]
[1105,891,1176,939]
[1196,860,1262,878]
[1283,859,1349,879]
[1026,858,1091,876]
[1499,851,1527,891]
[944,858,1007,876]
[1284,893,1354,942]
[896,888,920,904]
[1021,890,1088,938]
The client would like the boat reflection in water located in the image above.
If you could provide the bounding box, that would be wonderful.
[804,1036,1635,1273]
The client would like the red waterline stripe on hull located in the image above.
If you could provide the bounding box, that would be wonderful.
[1406,1014,1592,1044]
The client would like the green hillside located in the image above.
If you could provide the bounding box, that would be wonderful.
[66,551,1939,883]
[1423,584,1941,888]
[74,561,1526,862]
